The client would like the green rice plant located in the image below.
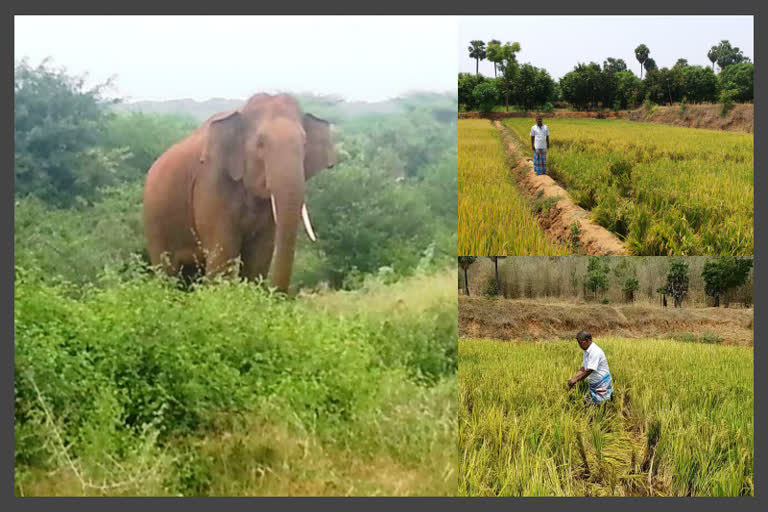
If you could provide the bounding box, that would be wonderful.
[459,337,753,496]
[502,119,753,255]
[459,120,569,255]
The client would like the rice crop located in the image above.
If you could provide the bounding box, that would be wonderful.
[502,119,753,256]
[459,337,753,496]
[459,119,569,255]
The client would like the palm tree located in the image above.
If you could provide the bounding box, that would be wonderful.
[458,257,477,295]
[707,47,718,72]
[487,39,501,78]
[634,44,650,79]
[468,40,487,75]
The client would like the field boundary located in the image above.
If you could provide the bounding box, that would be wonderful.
[493,121,627,256]
[459,296,754,346]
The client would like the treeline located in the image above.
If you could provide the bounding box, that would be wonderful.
[460,39,753,112]
[458,256,753,308]
[14,58,458,291]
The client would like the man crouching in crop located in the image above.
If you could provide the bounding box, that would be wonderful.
[567,331,613,404]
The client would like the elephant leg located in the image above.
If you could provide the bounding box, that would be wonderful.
[240,228,276,283]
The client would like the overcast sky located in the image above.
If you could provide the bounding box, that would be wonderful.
[15,15,458,103]
[459,16,754,79]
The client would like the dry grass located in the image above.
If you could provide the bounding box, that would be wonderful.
[626,103,753,133]
[458,296,753,346]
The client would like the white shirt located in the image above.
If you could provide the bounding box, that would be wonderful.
[530,124,550,150]
[582,342,610,385]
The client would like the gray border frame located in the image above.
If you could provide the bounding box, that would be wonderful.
[6,0,765,508]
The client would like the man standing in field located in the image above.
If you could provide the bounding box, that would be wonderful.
[567,331,613,403]
[530,114,550,175]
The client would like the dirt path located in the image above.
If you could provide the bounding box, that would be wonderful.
[493,120,627,256]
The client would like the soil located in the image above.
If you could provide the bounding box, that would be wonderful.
[493,121,627,256]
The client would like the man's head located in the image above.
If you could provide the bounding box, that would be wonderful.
[576,330,592,350]
[536,115,543,127]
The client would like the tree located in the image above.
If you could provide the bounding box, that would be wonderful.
[643,58,657,74]
[14,58,126,207]
[560,62,602,110]
[665,259,689,308]
[682,66,718,103]
[718,62,754,102]
[707,47,718,72]
[603,57,628,74]
[471,81,499,113]
[711,40,751,72]
[514,63,556,111]
[486,256,506,296]
[486,39,502,78]
[585,257,610,300]
[635,44,650,79]
[613,258,639,302]
[614,70,644,109]
[674,58,689,69]
[458,257,477,295]
[458,72,486,108]
[496,42,521,112]
[702,257,753,307]
[468,40,487,75]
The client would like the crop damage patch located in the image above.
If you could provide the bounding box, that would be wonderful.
[492,121,627,256]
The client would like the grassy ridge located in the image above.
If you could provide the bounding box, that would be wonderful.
[14,268,457,496]
[502,118,753,255]
[459,338,753,496]
[458,119,569,256]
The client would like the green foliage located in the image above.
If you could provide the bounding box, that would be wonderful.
[472,81,499,113]
[14,59,122,207]
[458,72,486,108]
[15,267,457,495]
[702,257,753,307]
[709,40,751,71]
[635,44,650,79]
[559,62,603,110]
[718,63,753,102]
[468,40,487,73]
[585,257,610,299]
[720,89,738,117]
[666,259,690,307]
[514,64,556,111]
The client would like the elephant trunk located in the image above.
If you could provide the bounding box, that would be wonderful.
[269,160,305,293]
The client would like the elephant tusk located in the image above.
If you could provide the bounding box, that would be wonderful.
[302,203,317,242]
[270,194,278,224]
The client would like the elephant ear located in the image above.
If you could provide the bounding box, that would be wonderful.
[200,110,245,181]
[303,113,337,179]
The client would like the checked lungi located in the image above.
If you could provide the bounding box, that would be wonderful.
[533,149,547,175]
[586,372,613,403]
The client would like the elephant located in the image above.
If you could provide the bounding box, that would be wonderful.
[143,93,337,292]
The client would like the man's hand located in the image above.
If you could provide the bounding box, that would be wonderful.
[567,378,575,388]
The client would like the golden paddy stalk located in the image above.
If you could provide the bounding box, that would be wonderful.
[502,118,753,256]
[459,337,753,496]
[459,119,568,255]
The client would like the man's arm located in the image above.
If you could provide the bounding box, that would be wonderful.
[531,135,535,152]
[568,368,592,388]
[546,135,550,150]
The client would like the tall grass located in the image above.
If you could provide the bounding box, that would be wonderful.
[14,267,457,496]
[459,338,753,496]
[459,119,569,255]
[502,119,753,256]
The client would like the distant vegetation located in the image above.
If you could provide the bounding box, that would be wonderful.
[460,39,752,112]
[458,256,753,308]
